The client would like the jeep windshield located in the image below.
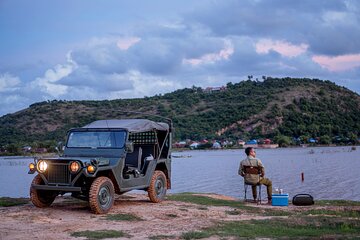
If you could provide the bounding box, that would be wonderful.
[67,130,126,149]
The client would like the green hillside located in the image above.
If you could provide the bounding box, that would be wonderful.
[0,77,359,149]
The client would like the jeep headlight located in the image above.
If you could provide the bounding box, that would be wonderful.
[28,163,36,174]
[29,163,35,171]
[37,160,48,173]
[69,161,81,173]
[87,165,96,174]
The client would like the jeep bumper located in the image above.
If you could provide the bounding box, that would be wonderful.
[31,184,81,192]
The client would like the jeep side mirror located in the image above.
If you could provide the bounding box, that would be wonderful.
[56,141,64,156]
[126,141,134,153]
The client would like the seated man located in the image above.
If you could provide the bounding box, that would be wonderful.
[238,147,272,204]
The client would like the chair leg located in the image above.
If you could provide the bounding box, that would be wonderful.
[244,184,252,202]
[244,184,262,204]
[244,184,247,201]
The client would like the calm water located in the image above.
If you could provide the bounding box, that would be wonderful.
[1,146,359,201]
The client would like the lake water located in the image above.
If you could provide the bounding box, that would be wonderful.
[1,146,359,201]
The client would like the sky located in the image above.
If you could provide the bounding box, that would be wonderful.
[1,0,360,117]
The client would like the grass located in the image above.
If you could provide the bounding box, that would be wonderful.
[105,213,142,221]
[300,209,360,218]
[181,217,360,239]
[71,230,129,239]
[167,193,254,210]
[149,234,176,240]
[181,231,211,240]
[171,193,360,239]
[225,210,241,215]
[168,193,288,216]
[0,197,29,207]
[316,200,360,206]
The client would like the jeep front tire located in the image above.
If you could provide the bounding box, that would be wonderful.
[148,170,167,203]
[30,175,57,208]
[89,177,115,214]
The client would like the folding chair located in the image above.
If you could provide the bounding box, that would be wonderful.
[243,166,262,204]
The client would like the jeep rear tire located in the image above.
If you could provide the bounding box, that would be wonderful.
[148,170,167,203]
[30,175,57,208]
[89,177,115,214]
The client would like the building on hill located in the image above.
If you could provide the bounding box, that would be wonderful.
[189,142,199,149]
[212,141,221,149]
[238,140,245,146]
[203,86,227,93]
[246,139,257,145]
[34,148,47,153]
[22,146,32,152]
[264,139,271,144]
[174,141,186,148]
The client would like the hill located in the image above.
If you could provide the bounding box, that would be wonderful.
[0,77,359,148]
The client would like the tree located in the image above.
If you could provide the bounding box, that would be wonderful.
[319,135,331,145]
[273,135,292,147]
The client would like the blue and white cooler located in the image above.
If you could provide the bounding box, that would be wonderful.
[272,193,289,206]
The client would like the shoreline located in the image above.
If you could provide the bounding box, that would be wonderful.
[173,144,358,151]
[1,145,358,158]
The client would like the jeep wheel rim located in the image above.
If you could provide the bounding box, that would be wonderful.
[155,178,165,196]
[98,186,111,208]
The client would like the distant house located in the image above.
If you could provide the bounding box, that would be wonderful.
[35,148,48,153]
[203,86,227,93]
[22,146,32,152]
[174,141,186,148]
[221,140,231,147]
[246,139,257,145]
[189,142,199,149]
[212,141,221,149]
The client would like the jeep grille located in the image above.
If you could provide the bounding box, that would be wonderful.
[46,163,70,184]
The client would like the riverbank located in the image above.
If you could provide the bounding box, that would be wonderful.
[1,193,359,239]
[1,144,358,158]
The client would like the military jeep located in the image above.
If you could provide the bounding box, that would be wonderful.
[28,119,172,214]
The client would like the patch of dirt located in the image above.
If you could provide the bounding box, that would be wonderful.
[192,193,238,201]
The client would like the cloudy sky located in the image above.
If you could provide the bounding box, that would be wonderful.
[1,0,360,117]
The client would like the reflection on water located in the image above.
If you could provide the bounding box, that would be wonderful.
[1,146,359,201]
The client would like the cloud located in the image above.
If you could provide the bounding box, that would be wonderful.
[30,52,77,98]
[183,39,234,66]
[117,37,141,50]
[0,73,21,92]
[0,74,33,116]
[107,70,183,99]
[312,54,360,72]
[255,39,308,58]
[188,0,359,55]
